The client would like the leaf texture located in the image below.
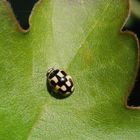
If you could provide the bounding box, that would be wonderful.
[0,0,139,139]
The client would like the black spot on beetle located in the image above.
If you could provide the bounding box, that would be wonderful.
[48,69,59,79]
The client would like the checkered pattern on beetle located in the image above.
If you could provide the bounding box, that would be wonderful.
[47,68,74,96]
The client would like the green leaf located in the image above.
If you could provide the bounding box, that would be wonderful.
[130,0,140,18]
[124,0,140,31]
[0,0,139,139]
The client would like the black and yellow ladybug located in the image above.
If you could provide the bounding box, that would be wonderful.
[46,68,74,98]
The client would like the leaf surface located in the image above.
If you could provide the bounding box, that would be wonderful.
[0,0,139,139]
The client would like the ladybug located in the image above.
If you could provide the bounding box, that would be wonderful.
[46,68,74,98]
